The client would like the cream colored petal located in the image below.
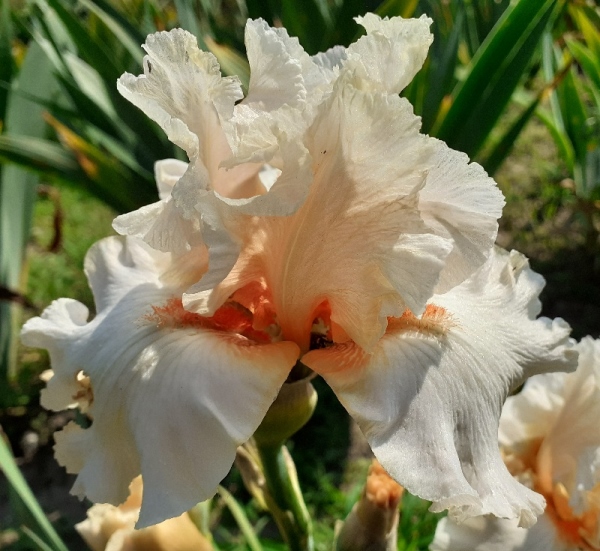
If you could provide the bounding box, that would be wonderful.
[227,20,335,165]
[116,30,264,254]
[541,337,600,466]
[117,29,241,161]
[191,82,453,352]
[303,248,576,525]
[183,138,314,305]
[112,167,206,254]
[511,337,600,496]
[311,45,347,72]
[109,513,213,551]
[244,19,305,111]
[76,479,141,551]
[78,476,213,551]
[498,371,568,450]
[21,236,299,527]
[430,514,565,551]
[155,159,188,200]
[346,14,433,94]
[419,140,505,292]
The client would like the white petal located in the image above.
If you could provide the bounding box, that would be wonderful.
[117,29,242,160]
[116,30,264,254]
[311,45,347,72]
[190,82,454,352]
[112,197,203,254]
[21,236,299,526]
[303,248,577,525]
[244,19,306,111]
[501,337,600,496]
[539,337,600,489]
[228,20,336,165]
[345,14,433,94]
[155,159,188,200]
[419,140,505,292]
[431,514,565,551]
[498,371,568,449]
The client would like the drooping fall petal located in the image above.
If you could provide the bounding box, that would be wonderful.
[303,248,577,525]
[21,236,299,527]
[431,337,600,551]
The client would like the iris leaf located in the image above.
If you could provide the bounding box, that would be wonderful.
[0,435,68,551]
[435,0,561,158]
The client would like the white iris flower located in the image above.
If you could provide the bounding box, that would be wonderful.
[22,15,577,529]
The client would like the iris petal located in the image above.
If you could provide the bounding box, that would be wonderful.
[22,236,299,527]
[303,249,576,525]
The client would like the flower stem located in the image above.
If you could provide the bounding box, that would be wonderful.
[257,443,313,551]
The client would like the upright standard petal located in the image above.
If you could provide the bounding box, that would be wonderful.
[228,19,336,165]
[345,14,433,94]
[189,79,454,352]
[21,236,299,527]
[303,248,577,525]
[115,30,264,254]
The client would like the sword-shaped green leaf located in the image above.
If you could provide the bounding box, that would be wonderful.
[0,42,59,396]
[0,435,68,551]
[435,0,561,158]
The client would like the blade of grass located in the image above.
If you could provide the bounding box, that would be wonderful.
[566,37,600,93]
[174,0,207,49]
[245,0,279,22]
[534,103,575,172]
[542,32,566,134]
[76,0,146,62]
[419,10,464,133]
[559,65,592,197]
[434,0,560,158]
[41,0,123,82]
[30,10,168,161]
[281,0,331,54]
[0,435,68,551]
[205,36,250,89]
[46,114,156,211]
[218,486,263,551]
[484,50,575,174]
[20,526,56,551]
[570,4,600,63]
